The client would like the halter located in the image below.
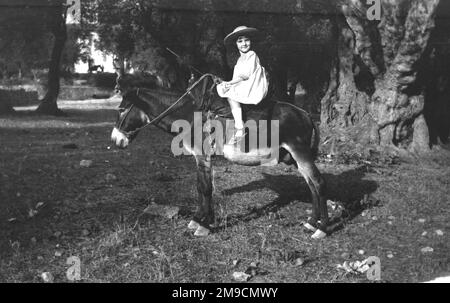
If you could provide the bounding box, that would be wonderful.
[116,73,221,138]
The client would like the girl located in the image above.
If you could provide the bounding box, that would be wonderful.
[217,26,269,145]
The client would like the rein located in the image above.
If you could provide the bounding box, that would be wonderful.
[117,73,220,137]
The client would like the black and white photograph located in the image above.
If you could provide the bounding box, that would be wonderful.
[0,0,449,286]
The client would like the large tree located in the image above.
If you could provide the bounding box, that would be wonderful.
[36,0,70,115]
[320,0,445,155]
[0,0,71,115]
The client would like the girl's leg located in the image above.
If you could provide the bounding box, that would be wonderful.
[228,99,244,137]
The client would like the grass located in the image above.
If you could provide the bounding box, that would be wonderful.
[0,97,449,283]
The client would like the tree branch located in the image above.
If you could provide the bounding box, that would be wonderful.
[389,0,440,90]
[378,0,409,70]
[340,0,385,78]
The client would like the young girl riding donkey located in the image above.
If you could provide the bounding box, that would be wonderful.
[111,26,329,240]
[217,26,328,239]
[217,26,269,145]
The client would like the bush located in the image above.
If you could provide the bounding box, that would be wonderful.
[91,73,117,89]
[72,73,117,89]
[0,88,39,107]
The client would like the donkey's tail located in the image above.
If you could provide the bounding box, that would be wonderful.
[311,119,320,160]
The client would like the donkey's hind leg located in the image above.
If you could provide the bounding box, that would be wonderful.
[283,144,329,239]
[191,154,214,237]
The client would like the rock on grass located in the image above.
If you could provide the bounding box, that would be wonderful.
[105,173,117,182]
[80,160,93,168]
[421,247,434,254]
[143,203,180,219]
[233,272,251,282]
[41,272,54,283]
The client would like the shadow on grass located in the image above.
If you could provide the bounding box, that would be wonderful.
[215,166,378,233]
[0,108,118,129]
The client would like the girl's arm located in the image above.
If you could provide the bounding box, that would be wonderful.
[223,52,257,88]
[226,76,248,86]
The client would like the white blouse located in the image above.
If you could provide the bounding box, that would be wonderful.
[217,50,268,105]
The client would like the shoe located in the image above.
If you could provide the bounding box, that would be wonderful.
[227,128,246,145]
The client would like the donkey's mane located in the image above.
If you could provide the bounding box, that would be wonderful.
[124,87,187,109]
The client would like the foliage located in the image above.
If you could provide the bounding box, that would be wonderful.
[0,6,55,78]
[79,0,337,93]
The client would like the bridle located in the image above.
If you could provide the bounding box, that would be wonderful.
[116,73,221,138]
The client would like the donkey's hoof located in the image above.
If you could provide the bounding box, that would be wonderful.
[303,218,321,233]
[188,220,200,230]
[303,222,318,233]
[311,229,327,240]
[194,225,210,237]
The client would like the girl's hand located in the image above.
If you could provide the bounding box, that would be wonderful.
[219,82,231,93]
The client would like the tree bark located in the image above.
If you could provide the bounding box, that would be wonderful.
[36,4,68,116]
[321,0,441,155]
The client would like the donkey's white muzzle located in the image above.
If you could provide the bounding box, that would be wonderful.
[111,127,129,148]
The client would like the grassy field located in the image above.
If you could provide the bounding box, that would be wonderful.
[0,98,449,283]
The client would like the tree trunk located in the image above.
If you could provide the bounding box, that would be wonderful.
[36,5,68,116]
[321,0,441,155]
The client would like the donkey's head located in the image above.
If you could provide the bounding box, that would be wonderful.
[111,91,151,148]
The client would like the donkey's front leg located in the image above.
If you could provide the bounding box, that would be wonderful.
[189,154,214,236]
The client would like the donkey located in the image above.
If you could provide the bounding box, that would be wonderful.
[111,74,329,239]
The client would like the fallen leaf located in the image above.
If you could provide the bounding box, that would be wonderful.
[80,160,93,168]
[337,259,370,274]
[232,271,251,282]
[41,272,54,283]
[295,258,305,266]
[105,173,117,182]
[421,247,434,254]
[28,209,38,218]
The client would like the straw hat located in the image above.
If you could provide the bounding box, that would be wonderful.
[223,26,261,45]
